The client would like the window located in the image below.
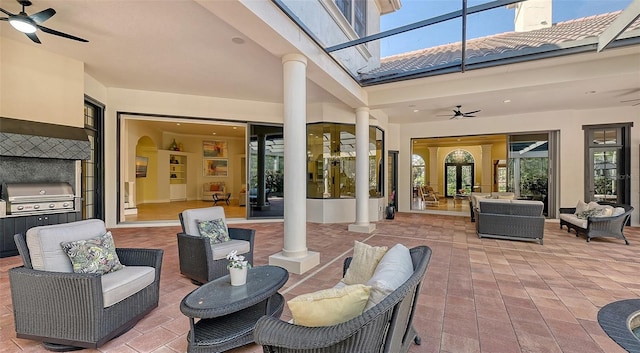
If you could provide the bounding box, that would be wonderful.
[83,98,104,220]
[336,0,366,37]
[307,123,382,199]
[584,124,632,205]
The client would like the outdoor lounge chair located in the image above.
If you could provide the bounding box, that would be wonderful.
[254,245,432,353]
[178,206,255,284]
[9,219,163,350]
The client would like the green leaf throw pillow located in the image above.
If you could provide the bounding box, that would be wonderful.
[60,231,125,274]
[197,218,230,244]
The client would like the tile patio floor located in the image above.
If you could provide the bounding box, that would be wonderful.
[1,213,639,353]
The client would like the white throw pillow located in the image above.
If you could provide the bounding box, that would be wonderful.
[342,241,388,285]
[364,244,413,310]
[575,200,589,215]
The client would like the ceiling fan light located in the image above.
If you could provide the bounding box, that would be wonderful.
[9,18,37,33]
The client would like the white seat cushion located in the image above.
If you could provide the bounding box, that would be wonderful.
[211,239,251,260]
[101,266,155,307]
[560,213,587,229]
[26,219,108,272]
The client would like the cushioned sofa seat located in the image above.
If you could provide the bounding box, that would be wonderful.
[475,199,545,244]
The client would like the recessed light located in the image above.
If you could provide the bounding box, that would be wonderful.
[176,123,181,126]
[232,37,245,44]
[503,99,511,103]
[413,109,419,113]
[212,132,217,135]
[232,127,237,129]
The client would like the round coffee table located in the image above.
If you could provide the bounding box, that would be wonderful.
[180,265,289,353]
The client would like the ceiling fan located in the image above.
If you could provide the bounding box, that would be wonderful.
[438,105,481,119]
[0,0,88,44]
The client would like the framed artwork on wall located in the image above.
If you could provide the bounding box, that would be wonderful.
[204,159,228,177]
[203,140,228,158]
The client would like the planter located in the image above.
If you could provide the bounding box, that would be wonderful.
[229,267,248,286]
[385,205,395,220]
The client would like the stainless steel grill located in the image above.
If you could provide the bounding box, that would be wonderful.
[1,182,76,215]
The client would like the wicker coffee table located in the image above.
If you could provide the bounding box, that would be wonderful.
[180,265,289,353]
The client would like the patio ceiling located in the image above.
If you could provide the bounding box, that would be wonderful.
[0,0,638,126]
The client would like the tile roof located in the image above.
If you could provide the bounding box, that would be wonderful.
[362,11,640,80]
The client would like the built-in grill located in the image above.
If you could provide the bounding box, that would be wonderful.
[2,182,76,216]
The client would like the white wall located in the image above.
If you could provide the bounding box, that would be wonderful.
[1,38,84,126]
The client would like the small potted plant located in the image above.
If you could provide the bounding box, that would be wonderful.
[226,250,251,286]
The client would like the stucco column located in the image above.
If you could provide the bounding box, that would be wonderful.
[348,107,376,233]
[481,144,493,192]
[268,53,319,274]
[428,147,439,193]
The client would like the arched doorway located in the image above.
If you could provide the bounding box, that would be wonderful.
[444,149,474,197]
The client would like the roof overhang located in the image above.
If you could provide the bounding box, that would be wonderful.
[375,0,402,15]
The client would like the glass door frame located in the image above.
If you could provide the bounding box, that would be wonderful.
[583,123,632,205]
[445,163,474,197]
[247,123,284,220]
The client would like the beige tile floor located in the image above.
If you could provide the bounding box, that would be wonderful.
[1,213,639,352]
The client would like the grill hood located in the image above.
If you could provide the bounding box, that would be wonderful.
[0,117,91,160]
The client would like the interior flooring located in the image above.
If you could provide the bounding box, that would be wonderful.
[125,196,469,223]
[2,213,638,352]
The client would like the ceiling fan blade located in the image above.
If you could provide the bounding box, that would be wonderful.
[462,114,476,118]
[465,110,481,115]
[25,32,41,44]
[38,24,88,42]
[30,8,55,23]
[0,17,9,21]
[0,7,15,16]
[620,98,640,103]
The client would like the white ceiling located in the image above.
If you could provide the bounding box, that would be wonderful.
[1,0,639,132]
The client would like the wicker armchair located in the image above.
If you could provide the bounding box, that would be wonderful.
[559,201,634,244]
[178,206,255,284]
[254,246,432,353]
[9,219,163,350]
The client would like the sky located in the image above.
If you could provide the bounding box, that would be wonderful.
[379,0,634,57]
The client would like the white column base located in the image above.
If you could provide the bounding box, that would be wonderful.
[348,223,376,233]
[269,251,320,275]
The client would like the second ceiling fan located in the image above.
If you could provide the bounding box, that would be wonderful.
[439,105,481,119]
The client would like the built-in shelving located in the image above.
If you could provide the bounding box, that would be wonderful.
[169,154,187,200]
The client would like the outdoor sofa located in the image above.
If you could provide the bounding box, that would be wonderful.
[559,201,634,244]
[475,198,545,244]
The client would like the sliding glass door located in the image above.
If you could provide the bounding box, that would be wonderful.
[247,124,284,219]
[507,132,557,217]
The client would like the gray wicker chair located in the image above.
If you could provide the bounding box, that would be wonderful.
[178,206,255,284]
[559,201,634,244]
[254,245,432,353]
[9,220,163,351]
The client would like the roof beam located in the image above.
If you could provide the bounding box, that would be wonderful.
[326,0,526,53]
[598,0,640,52]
